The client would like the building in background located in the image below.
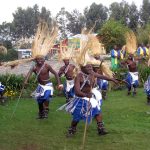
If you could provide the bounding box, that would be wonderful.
[17,49,31,59]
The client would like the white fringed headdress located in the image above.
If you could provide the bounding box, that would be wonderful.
[2,20,58,67]
[72,28,113,77]
[32,20,58,58]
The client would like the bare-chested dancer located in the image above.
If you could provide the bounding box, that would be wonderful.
[24,55,63,119]
[58,59,76,103]
[93,56,109,100]
[121,54,139,96]
[65,63,118,137]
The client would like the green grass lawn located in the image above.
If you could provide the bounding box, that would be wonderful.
[0,88,150,150]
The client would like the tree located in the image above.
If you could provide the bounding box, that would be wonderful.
[140,0,150,25]
[56,7,70,39]
[128,3,139,31]
[12,5,52,39]
[99,19,129,52]
[84,3,108,32]
[109,1,139,31]
[109,1,130,25]
[66,9,85,35]
[137,24,150,45]
[0,22,15,41]
[13,7,34,38]
[40,7,52,24]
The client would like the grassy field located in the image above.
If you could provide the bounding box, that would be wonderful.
[0,88,150,150]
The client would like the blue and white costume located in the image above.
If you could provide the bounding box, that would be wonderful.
[137,46,149,57]
[144,76,150,96]
[0,82,5,94]
[31,82,54,103]
[64,88,102,123]
[63,79,75,98]
[97,79,108,91]
[126,72,139,88]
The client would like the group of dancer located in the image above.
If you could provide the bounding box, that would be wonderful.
[1,21,150,138]
[21,30,120,137]
[23,53,118,137]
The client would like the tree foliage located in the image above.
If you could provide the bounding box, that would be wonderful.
[127,3,139,31]
[99,19,129,52]
[12,4,52,39]
[137,23,150,45]
[1,1,150,47]
[109,1,139,31]
[84,3,108,32]
[0,22,15,41]
[0,49,17,62]
[56,7,69,39]
[109,1,129,25]
[66,9,85,35]
[140,0,150,25]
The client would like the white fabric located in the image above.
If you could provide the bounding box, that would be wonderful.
[81,88,102,110]
[31,82,54,98]
[129,72,138,84]
[66,80,74,92]
[39,83,54,96]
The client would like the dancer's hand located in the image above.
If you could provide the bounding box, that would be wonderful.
[112,78,119,84]
[57,84,63,90]
[85,93,92,98]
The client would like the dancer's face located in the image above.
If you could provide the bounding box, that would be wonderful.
[35,57,45,66]
[63,59,69,66]
[81,64,93,74]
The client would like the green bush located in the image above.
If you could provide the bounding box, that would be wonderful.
[0,49,18,62]
[138,63,150,84]
[0,74,66,97]
[3,40,13,49]
[137,23,150,45]
[98,19,129,52]
[111,67,128,90]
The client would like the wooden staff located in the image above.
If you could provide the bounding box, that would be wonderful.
[10,65,33,119]
[10,83,25,119]
[82,91,92,150]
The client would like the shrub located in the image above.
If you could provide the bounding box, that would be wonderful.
[0,49,18,62]
[0,74,66,98]
[98,19,129,52]
[111,67,128,90]
[138,63,150,84]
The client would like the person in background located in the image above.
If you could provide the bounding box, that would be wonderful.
[0,82,6,104]
[121,54,139,96]
[58,58,76,103]
[111,45,121,71]
[144,76,150,105]
[93,56,109,100]
[136,44,149,60]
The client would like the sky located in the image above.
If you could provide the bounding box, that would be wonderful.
[0,0,143,24]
